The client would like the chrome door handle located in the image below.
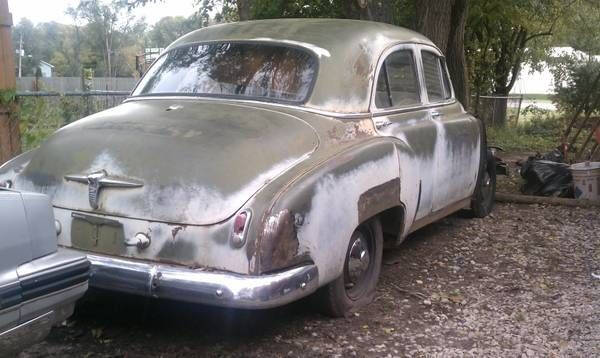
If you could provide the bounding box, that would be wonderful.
[374,119,392,129]
[431,111,442,119]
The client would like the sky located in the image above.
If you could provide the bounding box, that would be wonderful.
[7,0,198,26]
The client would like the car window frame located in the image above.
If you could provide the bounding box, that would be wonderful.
[370,43,457,116]
[129,40,321,106]
[419,46,455,104]
[370,44,424,113]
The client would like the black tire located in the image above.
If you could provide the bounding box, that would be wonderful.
[470,150,496,218]
[315,217,383,318]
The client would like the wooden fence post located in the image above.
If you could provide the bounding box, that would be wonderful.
[0,0,20,165]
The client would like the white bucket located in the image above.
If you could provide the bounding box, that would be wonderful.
[570,162,600,201]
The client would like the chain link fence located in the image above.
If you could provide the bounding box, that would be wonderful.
[471,95,524,126]
[16,91,129,151]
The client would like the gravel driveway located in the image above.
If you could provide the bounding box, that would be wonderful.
[21,203,599,357]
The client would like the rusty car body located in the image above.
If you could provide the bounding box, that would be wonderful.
[0,19,495,316]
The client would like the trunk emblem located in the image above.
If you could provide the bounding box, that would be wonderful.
[65,170,143,209]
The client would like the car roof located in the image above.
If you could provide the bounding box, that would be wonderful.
[167,18,438,114]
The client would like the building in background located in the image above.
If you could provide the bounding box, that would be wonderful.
[38,60,53,77]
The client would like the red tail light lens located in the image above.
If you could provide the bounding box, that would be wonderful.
[231,210,251,247]
[234,211,248,235]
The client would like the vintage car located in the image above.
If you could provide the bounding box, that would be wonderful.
[0,188,89,355]
[0,19,495,317]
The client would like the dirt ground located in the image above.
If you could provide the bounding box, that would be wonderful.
[20,200,599,358]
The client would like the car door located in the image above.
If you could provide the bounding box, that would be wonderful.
[0,190,32,333]
[418,47,480,212]
[371,45,437,222]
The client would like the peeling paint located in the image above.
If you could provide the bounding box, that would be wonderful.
[296,151,399,284]
[171,226,184,240]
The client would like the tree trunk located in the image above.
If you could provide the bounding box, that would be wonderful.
[416,0,469,108]
[416,0,453,52]
[491,96,508,127]
[0,0,20,165]
[445,0,469,107]
[237,0,251,21]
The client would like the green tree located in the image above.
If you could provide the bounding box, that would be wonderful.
[69,0,126,79]
[145,16,198,48]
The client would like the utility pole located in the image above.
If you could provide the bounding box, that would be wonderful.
[18,31,21,77]
[0,0,21,164]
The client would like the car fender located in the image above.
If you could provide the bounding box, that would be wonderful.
[256,138,409,285]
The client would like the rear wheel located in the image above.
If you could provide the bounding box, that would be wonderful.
[470,150,496,218]
[315,217,383,317]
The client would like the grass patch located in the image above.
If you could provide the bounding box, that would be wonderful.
[487,107,563,152]
[487,125,558,152]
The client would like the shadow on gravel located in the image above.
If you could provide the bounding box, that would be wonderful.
[73,288,320,342]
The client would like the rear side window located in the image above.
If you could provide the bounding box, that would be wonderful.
[421,51,452,102]
[374,50,420,109]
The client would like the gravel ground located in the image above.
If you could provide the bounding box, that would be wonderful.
[21,202,599,357]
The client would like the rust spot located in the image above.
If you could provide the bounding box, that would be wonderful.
[327,119,376,142]
[357,178,401,223]
[171,226,185,240]
[259,209,300,272]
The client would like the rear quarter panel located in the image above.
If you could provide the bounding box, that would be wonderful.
[256,139,402,285]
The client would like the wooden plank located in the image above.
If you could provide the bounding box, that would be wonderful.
[0,0,19,164]
[0,0,16,90]
[495,192,600,208]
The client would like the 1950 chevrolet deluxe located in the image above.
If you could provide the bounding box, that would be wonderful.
[0,19,495,317]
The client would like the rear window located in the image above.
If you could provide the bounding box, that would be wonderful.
[132,42,318,103]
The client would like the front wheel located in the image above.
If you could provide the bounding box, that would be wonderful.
[315,217,383,318]
[470,150,496,218]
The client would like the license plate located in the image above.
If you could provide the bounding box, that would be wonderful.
[71,212,125,255]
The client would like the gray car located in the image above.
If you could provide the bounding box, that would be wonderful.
[0,188,89,356]
[0,19,495,317]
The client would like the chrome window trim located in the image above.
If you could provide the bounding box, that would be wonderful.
[371,101,457,118]
[131,40,321,106]
[369,43,425,113]
[418,44,456,105]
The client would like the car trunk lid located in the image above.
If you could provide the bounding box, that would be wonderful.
[14,99,318,225]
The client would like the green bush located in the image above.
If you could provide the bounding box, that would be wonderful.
[19,97,65,151]
[487,107,563,152]
[17,95,114,151]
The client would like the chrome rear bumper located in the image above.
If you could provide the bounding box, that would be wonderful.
[79,252,319,309]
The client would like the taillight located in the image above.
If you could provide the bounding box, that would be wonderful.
[231,210,251,247]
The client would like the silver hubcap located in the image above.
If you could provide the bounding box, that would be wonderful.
[346,233,371,288]
[483,172,491,187]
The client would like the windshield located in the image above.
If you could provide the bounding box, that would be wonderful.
[132,42,318,103]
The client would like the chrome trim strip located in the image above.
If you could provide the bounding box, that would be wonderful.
[64,172,144,188]
[17,249,90,279]
[82,251,319,309]
[371,100,458,117]
[123,95,370,120]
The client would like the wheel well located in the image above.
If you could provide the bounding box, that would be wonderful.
[377,205,405,246]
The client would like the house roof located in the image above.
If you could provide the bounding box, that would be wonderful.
[39,60,55,68]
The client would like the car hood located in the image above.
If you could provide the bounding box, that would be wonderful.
[12,99,318,225]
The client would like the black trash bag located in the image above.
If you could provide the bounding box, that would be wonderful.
[540,147,565,163]
[520,158,573,197]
